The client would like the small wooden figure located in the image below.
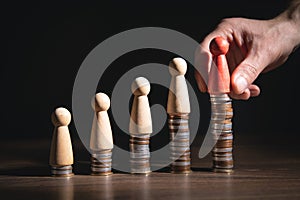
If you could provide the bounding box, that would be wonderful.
[90,92,114,176]
[208,36,230,94]
[49,107,74,177]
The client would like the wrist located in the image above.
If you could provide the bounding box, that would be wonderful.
[279,0,300,50]
[275,0,300,51]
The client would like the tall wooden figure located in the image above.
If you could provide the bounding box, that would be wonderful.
[129,77,152,175]
[90,92,114,176]
[167,57,191,174]
[49,107,74,177]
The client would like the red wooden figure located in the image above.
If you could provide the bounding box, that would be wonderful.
[208,37,230,94]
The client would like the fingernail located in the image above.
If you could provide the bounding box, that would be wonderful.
[235,76,248,93]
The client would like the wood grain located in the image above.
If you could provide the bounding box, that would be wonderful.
[1,134,300,200]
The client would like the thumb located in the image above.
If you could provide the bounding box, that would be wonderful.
[231,53,266,94]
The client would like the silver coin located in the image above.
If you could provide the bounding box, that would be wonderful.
[170,141,190,147]
[92,164,112,169]
[211,111,233,116]
[213,156,233,161]
[168,126,189,130]
[209,94,230,98]
[92,158,112,163]
[170,156,190,162]
[211,102,231,106]
[211,129,233,134]
[170,146,189,152]
[211,109,232,113]
[91,153,112,159]
[131,168,151,173]
[211,101,232,104]
[210,95,231,99]
[171,161,190,166]
[213,135,233,141]
[51,169,73,175]
[52,165,72,170]
[171,136,190,141]
[210,117,229,121]
[171,137,190,142]
[214,165,234,169]
[211,107,232,111]
[91,167,111,172]
[210,121,231,126]
[130,144,149,150]
[210,123,232,130]
[210,99,231,103]
[213,147,233,153]
[170,131,190,136]
[168,119,188,124]
[130,159,150,164]
[130,153,150,159]
[170,135,190,140]
[212,153,232,157]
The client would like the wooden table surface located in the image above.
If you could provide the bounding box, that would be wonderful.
[1,134,300,200]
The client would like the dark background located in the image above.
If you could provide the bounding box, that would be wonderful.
[1,0,299,150]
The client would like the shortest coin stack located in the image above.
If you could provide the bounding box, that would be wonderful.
[210,94,234,173]
[130,134,151,174]
[90,149,113,175]
[51,166,73,177]
[169,114,191,174]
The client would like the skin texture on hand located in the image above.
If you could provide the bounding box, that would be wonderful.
[194,0,300,100]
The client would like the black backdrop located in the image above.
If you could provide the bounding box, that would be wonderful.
[1,1,299,148]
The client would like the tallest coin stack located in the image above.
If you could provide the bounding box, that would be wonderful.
[209,94,234,173]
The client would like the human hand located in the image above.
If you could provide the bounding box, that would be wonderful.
[194,14,300,100]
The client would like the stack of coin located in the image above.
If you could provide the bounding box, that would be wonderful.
[168,114,191,174]
[209,94,234,173]
[130,134,151,174]
[51,166,73,177]
[90,149,113,176]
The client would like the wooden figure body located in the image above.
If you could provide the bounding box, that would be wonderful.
[129,77,152,135]
[208,36,230,94]
[167,57,190,115]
